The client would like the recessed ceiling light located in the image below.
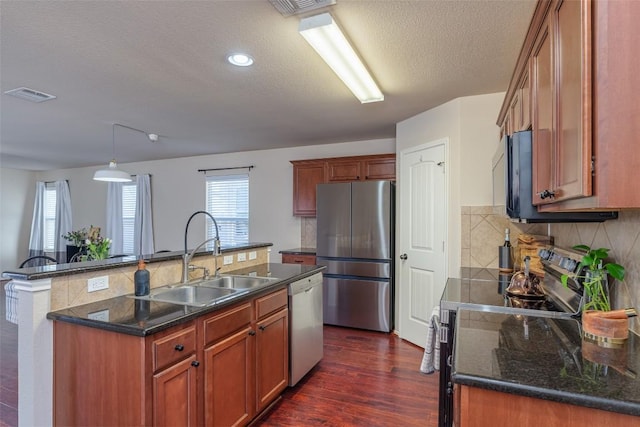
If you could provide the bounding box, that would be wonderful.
[227,53,254,67]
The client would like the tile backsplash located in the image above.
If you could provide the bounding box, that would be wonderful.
[301,217,317,248]
[461,207,640,332]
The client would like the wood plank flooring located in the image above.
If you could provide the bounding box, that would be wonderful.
[0,282,18,427]
[0,284,439,427]
[256,326,439,426]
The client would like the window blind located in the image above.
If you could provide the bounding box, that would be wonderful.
[44,182,57,251]
[122,183,137,254]
[205,174,249,247]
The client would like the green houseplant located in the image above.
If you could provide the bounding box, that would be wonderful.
[561,245,625,312]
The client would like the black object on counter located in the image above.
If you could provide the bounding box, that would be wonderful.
[134,259,150,296]
[498,228,513,273]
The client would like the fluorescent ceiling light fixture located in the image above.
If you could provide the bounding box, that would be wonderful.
[93,124,132,183]
[299,13,384,103]
[227,53,254,67]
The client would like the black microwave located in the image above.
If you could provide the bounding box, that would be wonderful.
[492,130,617,223]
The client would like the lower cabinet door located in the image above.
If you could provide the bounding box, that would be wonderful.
[153,355,198,427]
[204,326,255,426]
[256,308,289,412]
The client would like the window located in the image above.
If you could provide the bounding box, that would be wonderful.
[206,174,249,246]
[43,182,57,252]
[122,182,137,254]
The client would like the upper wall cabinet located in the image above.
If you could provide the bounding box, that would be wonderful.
[291,154,396,216]
[498,0,640,211]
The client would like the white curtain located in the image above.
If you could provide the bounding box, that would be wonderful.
[27,181,46,264]
[106,182,124,256]
[53,180,73,263]
[134,174,154,256]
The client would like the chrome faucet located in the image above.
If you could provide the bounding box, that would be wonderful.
[182,210,221,284]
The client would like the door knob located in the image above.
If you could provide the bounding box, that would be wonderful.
[400,254,408,260]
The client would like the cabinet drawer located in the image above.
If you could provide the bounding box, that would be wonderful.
[281,254,316,265]
[152,326,196,372]
[202,302,252,347]
[256,288,288,320]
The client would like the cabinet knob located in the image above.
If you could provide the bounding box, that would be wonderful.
[538,189,556,199]
[174,344,184,352]
[249,330,256,336]
[400,254,408,260]
[259,325,266,331]
[191,360,200,367]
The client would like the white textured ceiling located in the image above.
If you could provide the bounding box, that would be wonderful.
[0,0,536,171]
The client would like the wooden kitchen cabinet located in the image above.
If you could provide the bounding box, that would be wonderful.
[291,154,395,216]
[457,385,638,427]
[532,0,592,206]
[291,160,326,217]
[153,354,198,426]
[53,288,288,427]
[281,253,316,265]
[499,0,640,211]
[256,307,289,412]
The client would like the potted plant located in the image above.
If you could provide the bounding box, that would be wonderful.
[62,227,89,262]
[560,245,625,312]
[561,244,628,343]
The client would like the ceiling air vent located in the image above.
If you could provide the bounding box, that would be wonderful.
[4,87,57,103]
[269,0,336,17]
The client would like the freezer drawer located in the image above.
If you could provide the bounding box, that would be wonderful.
[323,277,391,332]
[316,258,391,279]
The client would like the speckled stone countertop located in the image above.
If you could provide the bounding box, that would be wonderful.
[453,309,640,417]
[46,263,324,337]
[2,242,273,280]
[278,247,316,255]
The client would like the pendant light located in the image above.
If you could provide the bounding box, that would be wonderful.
[93,123,132,182]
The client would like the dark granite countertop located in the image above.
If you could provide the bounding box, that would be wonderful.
[46,263,324,337]
[453,309,640,417]
[2,242,273,280]
[279,247,316,255]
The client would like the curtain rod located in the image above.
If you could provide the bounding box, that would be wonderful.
[198,165,254,173]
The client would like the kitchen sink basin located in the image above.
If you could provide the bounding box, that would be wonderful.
[136,285,241,307]
[197,275,279,290]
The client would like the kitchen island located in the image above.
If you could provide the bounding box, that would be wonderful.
[1,243,278,427]
[452,309,640,426]
[47,262,324,426]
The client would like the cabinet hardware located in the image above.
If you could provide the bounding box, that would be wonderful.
[259,325,266,331]
[249,330,256,336]
[191,360,200,367]
[400,253,408,260]
[174,344,184,352]
[538,189,556,199]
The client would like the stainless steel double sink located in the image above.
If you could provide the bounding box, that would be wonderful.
[131,275,279,307]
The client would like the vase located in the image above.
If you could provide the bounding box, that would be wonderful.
[581,270,610,312]
[66,245,86,263]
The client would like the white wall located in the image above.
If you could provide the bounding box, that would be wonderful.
[17,138,395,265]
[0,168,37,272]
[396,92,504,274]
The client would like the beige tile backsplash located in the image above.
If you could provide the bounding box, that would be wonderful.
[301,217,317,248]
[50,247,270,311]
[461,207,640,331]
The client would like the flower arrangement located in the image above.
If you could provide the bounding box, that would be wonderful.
[83,236,111,261]
[560,245,625,312]
[64,226,111,261]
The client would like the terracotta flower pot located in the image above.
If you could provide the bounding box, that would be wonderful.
[582,310,629,347]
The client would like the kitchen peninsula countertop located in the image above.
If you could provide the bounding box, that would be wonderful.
[453,309,640,417]
[47,263,324,337]
[2,242,273,280]
[279,247,316,255]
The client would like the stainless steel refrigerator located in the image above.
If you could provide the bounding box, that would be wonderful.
[316,181,394,332]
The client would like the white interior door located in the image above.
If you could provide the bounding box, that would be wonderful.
[398,139,447,347]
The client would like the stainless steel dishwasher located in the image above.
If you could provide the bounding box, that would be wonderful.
[288,272,323,386]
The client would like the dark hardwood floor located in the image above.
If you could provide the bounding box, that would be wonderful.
[256,325,439,426]
[0,282,18,427]
[0,284,438,427]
